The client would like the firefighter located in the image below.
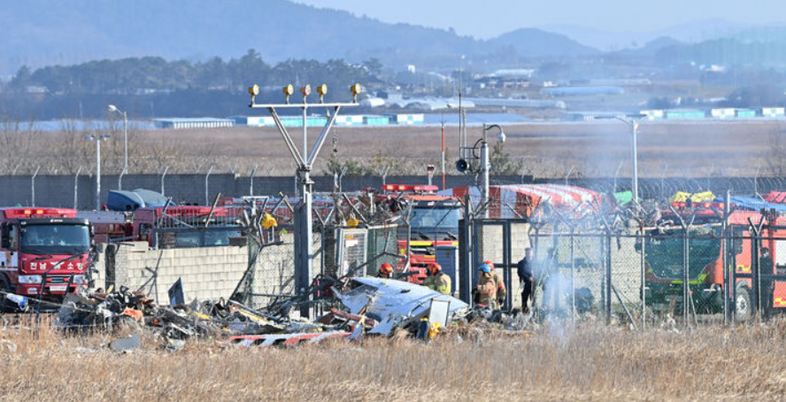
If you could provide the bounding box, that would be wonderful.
[423,262,451,295]
[485,260,507,308]
[378,263,394,279]
[517,248,534,314]
[473,263,498,308]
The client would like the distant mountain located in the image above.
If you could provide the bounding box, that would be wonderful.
[0,0,599,76]
[539,19,754,51]
[655,37,786,66]
[488,28,600,58]
[535,24,644,51]
[610,36,684,58]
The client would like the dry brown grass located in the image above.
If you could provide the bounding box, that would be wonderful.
[145,120,786,179]
[5,120,786,178]
[3,316,786,401]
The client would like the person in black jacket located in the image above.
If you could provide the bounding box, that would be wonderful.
[517,248,534,313]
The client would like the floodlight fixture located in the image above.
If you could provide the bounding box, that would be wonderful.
[301,84,312,99]
[283,84,294,104]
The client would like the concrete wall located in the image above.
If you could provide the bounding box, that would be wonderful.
[99,242,248,302]
[0,174,525,208]
[93,232,304,304]
[3,173,783,209]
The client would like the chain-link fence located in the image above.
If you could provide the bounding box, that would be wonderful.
[468,192,786,327]
[235,223,402,311]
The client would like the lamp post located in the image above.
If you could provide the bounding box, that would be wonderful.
[481,124,506,219]
[87,134,110,210]
[107,104,128,182]
[598,114,647,203]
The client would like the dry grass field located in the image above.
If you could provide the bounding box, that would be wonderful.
[113,120,786,178]
[3,316,786,401]
[3,119,786,178]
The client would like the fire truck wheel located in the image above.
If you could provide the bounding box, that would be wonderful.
[735,286,752,322]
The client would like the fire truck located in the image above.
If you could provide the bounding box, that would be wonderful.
[0,208,93,310]
[378,184,462,283]
[82,205,246,248]
[643,201,786,321]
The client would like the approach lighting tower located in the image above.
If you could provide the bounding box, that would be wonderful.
[247,82,360,318]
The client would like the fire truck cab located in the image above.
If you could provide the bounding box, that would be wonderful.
[645,201,786,320]
[0,208,93,309]
[378,184,462,283]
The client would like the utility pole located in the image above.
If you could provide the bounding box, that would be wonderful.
[599,114,648,202]
[107,105,128,183]
[248,82,359,318]
[480,124,506,219]
[441,121,446,190]
[87,134,110,210]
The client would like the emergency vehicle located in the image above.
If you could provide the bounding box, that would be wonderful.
[644,201,786,320]
[0,208,92,309]
[82,205,246,248]
[378,184,462,283]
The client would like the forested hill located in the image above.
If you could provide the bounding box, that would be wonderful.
[1,0,598,75]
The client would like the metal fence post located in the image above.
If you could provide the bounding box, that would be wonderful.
[458,215,471,304]
[605,228,612,325]
[250,165,258,196]
[570,227,576,320]
[503,221,513,312]
[31,166,40,207]
[683,228,690,325]
[160,166,169,196]
[722,189,731,324]
[747,217,765,320]
[205,166,214,205]
[73,166,82,209]
[640,221,646,329]
[118,167,127,191]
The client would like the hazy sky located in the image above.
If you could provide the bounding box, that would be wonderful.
[294,0,782,38]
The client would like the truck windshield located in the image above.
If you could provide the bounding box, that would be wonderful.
[409,207,461,231]
[645,228,720,280]
[20,224,91,254]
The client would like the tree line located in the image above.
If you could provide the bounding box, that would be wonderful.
[0,50,382,119]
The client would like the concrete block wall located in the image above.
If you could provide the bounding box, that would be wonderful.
[95,233,305,306]
[108,242,249,303]
[0,174,526,208]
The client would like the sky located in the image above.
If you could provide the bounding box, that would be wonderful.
[294,0,782,39]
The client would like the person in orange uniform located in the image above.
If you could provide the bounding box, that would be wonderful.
[378,263,394,279]
[474,263,498,308]
[485,260,507,308]
[423,262,452,295]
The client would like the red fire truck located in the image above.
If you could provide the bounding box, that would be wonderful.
[645,201,786,321]
[378,184,462,283]
[82,205,246,248]
[0,208,93,309]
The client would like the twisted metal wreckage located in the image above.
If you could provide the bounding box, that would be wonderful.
[42,192,472,352]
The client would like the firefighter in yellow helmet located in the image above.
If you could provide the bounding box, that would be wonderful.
[378,263,394,279]
[423,262,451,295]
[473,263,498,308]
[485,260,507,307]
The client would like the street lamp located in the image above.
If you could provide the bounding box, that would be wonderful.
[107,104,128,184]
[481,124,505,218]
[86,134,110,210]
[598,114,647,203]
